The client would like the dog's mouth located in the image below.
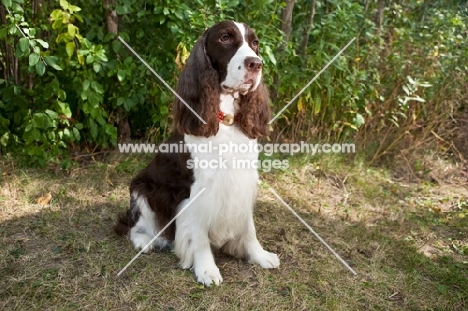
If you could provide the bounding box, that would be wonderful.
[221,80,255,94]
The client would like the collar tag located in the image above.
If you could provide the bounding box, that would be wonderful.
[218,111,237,126]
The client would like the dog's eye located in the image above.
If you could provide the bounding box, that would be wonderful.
[252,40,259,48]
[220,34,230,42]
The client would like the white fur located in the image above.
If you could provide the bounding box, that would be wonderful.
[174,93,279,286]
[129,193,171,253]
[221,22,262,94]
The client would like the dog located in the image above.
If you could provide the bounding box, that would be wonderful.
[115,21,279,286]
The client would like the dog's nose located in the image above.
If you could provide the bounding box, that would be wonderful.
[244,57,262,72]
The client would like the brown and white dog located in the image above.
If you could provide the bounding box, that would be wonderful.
[115,21,279,286]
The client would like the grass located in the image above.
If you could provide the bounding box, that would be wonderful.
[1,152,467,310]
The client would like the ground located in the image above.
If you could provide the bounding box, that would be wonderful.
[1,153,467,310]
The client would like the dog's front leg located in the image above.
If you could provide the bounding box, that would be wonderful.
[174,199,223,286]
[243,216,280,269]
[192,234,223,286]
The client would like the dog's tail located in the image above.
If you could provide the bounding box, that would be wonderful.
[113,209,137,236]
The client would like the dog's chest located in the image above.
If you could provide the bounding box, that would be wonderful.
[183,93,259,246]
[185,128,259,246]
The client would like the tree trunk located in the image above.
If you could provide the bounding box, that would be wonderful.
[105,0,118,35]
[0,5,8,80]
[375,0,385,35]
[105,0,131,143]
[299,0,316,56]
[271,0,296,103]
[279,0,295,45]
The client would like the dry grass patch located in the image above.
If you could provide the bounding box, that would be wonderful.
[1,153,467,310]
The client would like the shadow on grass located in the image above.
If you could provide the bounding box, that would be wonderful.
[0,160,467,310]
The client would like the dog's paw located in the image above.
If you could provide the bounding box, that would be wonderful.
[131,234,155,253]
[194,264,223,286]
[249,250,280,269]
[131,230,172,254]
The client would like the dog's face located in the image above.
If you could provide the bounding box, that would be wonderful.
[174,21,270,138]
[204,21,262,95]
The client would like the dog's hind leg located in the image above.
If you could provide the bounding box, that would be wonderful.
[128,192,171,253]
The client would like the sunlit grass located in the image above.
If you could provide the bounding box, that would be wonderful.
[0,153,467,310]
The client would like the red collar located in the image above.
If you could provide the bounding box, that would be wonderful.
[218,111,238,126]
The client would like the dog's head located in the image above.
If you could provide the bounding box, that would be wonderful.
[173,21,270,138]
[205,21,263,95]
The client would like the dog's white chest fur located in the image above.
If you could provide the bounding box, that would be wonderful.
[184,93,258,247]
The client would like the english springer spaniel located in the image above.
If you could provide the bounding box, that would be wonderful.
[115,21,279,286]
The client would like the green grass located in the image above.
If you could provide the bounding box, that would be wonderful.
[0,153,467,310]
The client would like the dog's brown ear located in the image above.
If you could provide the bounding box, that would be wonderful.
[173,32,220,137]
[236,81,271,139]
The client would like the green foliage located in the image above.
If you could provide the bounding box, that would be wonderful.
[357,1,468,162]
[0,0,466,165]
[0,0,282,165]
[269,1,371,138]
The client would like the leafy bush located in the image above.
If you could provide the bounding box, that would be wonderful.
[0,0,466,167]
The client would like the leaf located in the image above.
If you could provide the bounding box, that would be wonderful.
[105,124,117,137]
[91,81,103,94]
[264,45,276,65]
[57,101,72,118]
[45,109,58,120]
[19,37,29,52]
[117,70,126,82]
[116,4,129,15]
[353,113,365,127]
[419,82,433,88]
[36,193,52,206]
[1,0,13,7]
[314,96,321,115]
[59,0,69,10]
[50,9,63,22]
[112,40,122,53]
[402,84,410,95]
[77,54,85,66]
[15,44,25,57]
[66,42,75,57]
[35,39,49,49]
[0,132,9,147]
[93,63,100,73]
[90,121,98,139]
[407,96,426,103]
[83,80,90,91]
[68,4,81,13]
[31,128,41,141]
[35,61,46,76]
[47,131,56,142]
[86,55,94,64]
[63,127,71,138]
[44,56,62,70]
[124,98,134,111]
[297,97,304,112]
[73,127,81,141]
[29,53,40,66]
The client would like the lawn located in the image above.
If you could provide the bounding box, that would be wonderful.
[1,153,467,310]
